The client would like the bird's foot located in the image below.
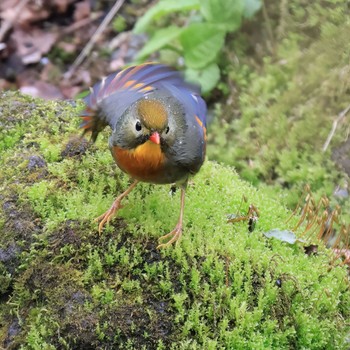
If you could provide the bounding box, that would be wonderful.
[95,199,123,234]
[94,180,139,234]
[157,223,183,249]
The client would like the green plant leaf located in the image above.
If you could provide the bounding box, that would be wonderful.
[180,23,225,69]
[244,0,262,18]
[133,0,200,34]
[185,63,220,93]
[136,26,184,60]
[200,0,244,31]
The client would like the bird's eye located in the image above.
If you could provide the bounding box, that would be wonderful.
[135,121,142,132]
[165,126,170,134]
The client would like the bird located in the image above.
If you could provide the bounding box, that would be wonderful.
[80,63,207,248]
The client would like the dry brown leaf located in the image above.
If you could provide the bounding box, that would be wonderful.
[60,85,82,99]
[0,1,50,25]
[11,27,58,64]
[53,0,74,13]
[109,58,125,72]
[57,41,77,54]
[20,80,64,99]
[0,0,76,25]
[73,0,91,22]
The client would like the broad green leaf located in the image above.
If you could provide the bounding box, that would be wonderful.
[200,0,244,32]
[136,26,184,59]
[180,23,225,69]
[244,0,262,18]
[185,63,220,93]
[134,0,200,34]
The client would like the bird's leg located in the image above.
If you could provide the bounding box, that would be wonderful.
[95,180,139,234]
[157,185,186,249]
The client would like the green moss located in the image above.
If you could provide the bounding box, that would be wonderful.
[208,0,350,211]
[0,91,349,348]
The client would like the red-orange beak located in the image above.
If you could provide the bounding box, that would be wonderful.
[149,132,160,144]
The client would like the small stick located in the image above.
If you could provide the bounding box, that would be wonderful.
[322,103,350,152]
[61,12,103,36]
[64,0,125,80]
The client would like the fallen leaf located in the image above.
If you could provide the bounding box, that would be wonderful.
[73,0,91,22]
[20,81,64,100]
[263,229,305,244]
[57,41,77,54]
[11,28,58,64]
[60,85,82,99]
[53,0,74,13]
[0,1,50,25]
[109,58,125,72]
[333,249,350,261]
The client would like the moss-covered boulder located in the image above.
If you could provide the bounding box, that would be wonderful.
[0,91,349,349]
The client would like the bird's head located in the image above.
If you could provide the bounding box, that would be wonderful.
[112,97,183,150]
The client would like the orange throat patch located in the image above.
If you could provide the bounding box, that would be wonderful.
[112,141,165,182]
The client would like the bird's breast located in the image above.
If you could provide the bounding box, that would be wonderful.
[112,141,168,183]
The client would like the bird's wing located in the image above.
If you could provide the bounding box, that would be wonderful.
[161,80,207,140]
[80,63,200,141]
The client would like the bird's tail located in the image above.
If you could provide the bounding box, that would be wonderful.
[80,78,112,143]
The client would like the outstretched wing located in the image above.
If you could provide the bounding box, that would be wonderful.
[80,62,201,142]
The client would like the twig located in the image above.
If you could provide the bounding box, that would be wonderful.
[61,12,103,36]
[322,103,350,152]
[64,0,125,80]
[0,0,31,43]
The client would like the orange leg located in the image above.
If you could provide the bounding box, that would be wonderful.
[157,186,186,249]
[95,180,139,233]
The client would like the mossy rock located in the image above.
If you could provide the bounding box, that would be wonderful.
[0,91,349,349]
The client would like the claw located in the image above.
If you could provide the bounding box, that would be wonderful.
[157,223,183,249]
[157,186,186,249]
[94,180,138,234]
[95,201,121,233]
